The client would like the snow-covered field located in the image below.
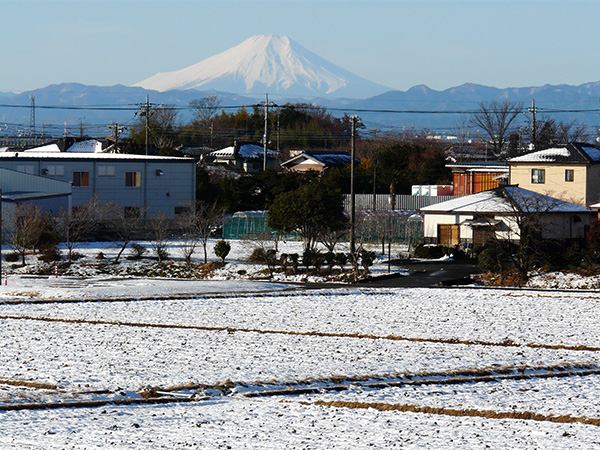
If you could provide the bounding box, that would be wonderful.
[2,240,600,448]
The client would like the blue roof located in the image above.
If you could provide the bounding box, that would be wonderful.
[581,145,600,162]
[304,151,359,166]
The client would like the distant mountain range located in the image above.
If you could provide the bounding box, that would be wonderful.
[1,34,599,137]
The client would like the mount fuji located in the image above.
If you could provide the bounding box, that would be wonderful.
[133,34,392,98]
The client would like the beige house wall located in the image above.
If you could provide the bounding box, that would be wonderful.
[424,212,593,243]
[423,213,474,241]
[509,163,589,205]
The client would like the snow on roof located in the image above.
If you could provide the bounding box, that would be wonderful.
[0,151,191,161]
[66,139,104,153]
[509,147,571,163]
[23,143,61,153]
[421,186,590,214]
[211,144,277,159]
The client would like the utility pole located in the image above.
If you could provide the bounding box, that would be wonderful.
[388,182,395,273]
[263,94,269,171]
[29,95,35,135]
[527,98,537,149]
[145,95,150,155]
[259,94,276,171]
[277,108,280,153]
[350,115,359,255]
[0,188,2,278]
[108,123,126,153]
[136,95,152,155]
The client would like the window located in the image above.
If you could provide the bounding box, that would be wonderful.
[98,165,115,176]
[565,169,574,182]
[73,171,90,187]
[46,165,65,176]
[531,169,545,184]
[16,165,35,174]
[124,206,141,219]
[125,171,141,187]
[174,206,191,216]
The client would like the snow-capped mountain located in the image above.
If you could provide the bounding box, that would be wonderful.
[133,34,392,98]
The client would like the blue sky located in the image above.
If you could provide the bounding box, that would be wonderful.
[2,0,600,93]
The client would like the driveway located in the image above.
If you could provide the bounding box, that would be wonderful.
[359,259,481,288]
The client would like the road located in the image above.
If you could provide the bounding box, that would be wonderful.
[359,259,481,288]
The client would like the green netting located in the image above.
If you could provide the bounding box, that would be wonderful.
[223,210,423,245]
[223,211,299,240]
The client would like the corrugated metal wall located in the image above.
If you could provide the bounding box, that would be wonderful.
[344,194,456,212]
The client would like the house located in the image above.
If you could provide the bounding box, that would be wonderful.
[280,150,359,173]
[420,186,593,250]
[508,142,600,207]
[0,149,196,219]
[446,161,509,196]
[206,142,279,173]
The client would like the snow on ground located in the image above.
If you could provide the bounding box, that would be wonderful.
[2,240,600,448]
[3,397,600,449]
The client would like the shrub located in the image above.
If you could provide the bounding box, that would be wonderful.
[38,245,62,263]
[477,246,504,273]
[248,248,267,263]
[5,252,20,263]
[129,243,148,260]
[289,253,299,273]
[414,244,446,259]
[360,250,376,273]
[303,250,317,270]
[335,253,348,271]
[214,240,231,263]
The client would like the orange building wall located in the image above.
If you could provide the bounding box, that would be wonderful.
[453,172,504,196]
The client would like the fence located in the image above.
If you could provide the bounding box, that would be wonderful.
[343,194,456,212]
[223,209,423,246]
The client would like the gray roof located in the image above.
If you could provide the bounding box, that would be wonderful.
[421,186,591,214]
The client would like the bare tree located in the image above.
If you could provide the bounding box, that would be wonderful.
[190,96,221,125]
[477,186,571,279]
[526,117,590,150]
[150,105,179,152]
[57,196,104,262]
[448,114,477,162]
[104,204,147,264]
[471,101,523,159]
[148,211,171,262]
[196,201,222,264]
[5,203,47,265]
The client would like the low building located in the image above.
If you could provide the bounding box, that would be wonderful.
[508,142,600,206]
[281,150,359,172]
[207,142,279,173]
[420,186,593,251]
[0,167,72,227]
[0,150,196,219]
